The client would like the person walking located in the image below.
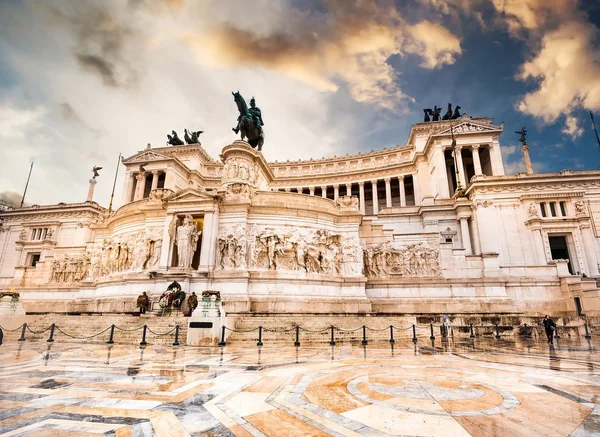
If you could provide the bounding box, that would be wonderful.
[137,292,149,314]
[542,315,556,344]
[187,292,198,315]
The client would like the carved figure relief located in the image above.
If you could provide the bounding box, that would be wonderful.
[527,203,539,218]
[175,214,201,268]
[363,243,440,277]
[574,200,586,216]
[50,254,90,283]
[216,225,364,276]
[336,195,359,210]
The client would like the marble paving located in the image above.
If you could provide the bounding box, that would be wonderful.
[1,337,600,436]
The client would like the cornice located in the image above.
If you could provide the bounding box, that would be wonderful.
[0,202,106,222]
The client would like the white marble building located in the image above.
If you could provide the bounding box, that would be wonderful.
[1,116,599,317]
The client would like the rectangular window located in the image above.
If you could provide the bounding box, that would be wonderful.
[560,201,567,216]
[540,202,547,217]
[29,253,41,267]
[549,202,557,217]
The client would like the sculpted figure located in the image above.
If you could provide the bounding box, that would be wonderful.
[442,103,452,120]
[232,92,265,150]
[451,105,461,119]
[575,200,586,215]
[175,215,201,268]
[148,239,161,269]
[528,203,539,218]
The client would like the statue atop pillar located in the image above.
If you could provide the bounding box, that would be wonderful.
[174,215,201,268]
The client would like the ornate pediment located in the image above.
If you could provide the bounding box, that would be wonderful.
[122,150,171,164]
[434,122,500,137]
[165,188,218,203]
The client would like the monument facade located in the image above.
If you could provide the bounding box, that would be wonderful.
[1,115,599,317]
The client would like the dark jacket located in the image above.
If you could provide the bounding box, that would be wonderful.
[542,318,556,331]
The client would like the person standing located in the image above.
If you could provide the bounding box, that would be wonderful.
[542,315,556,344]
[187,292,198,315]
[137,292,149,314]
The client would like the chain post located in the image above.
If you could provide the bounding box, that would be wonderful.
[140,325,148,346]
[218,325,226,346]
[389,325,395,344]
[470,323,475,338]
[172,325,180,346]
[412,324,417,344]
[430,323,435,340]
[107,324,115,344]
[361,325,367,346]
[329,325,335,346]
[47,323,55,343]
[18,323,27,342]
[294,325,300,347]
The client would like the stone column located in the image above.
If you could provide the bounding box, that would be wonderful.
[398,176,406,207]
[159,214,175,269]
[384,178,392,208]
[472,145,483,176]
[358,182,365,215]
[346,183,352,196]
[199,211,218,273]
[371,180,379,214]
[580,224,600,276]
[412,175,420,206]
[133,173,146,201]
[333,185,339,200]
[532,227,546,265]
[87,178,97,202]
[321,186,327,198]
[284,187,291,192]
[471,216,481,254]
[151,171,159,191]
[521,144,533,175]
[309,187,315,196]
[455,146,466,189]
[459,217,472,255]
[121,173,135,204]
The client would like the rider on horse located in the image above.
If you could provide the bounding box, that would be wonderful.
[234,97,264,135]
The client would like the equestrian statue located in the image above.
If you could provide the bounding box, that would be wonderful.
[232,91,265,151]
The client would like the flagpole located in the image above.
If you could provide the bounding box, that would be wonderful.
[108,153,122,212]
[20,161,34,208]
[591,111,600,149]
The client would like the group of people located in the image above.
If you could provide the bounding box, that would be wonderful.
[136,291,199,315]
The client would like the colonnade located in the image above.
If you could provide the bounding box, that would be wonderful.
[279,175,418,215]
[124,171,166,202]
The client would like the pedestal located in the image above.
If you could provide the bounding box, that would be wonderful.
[0,297,25,316]
[186,296,228,346]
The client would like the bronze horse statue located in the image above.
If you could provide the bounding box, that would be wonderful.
[232,91,264,151]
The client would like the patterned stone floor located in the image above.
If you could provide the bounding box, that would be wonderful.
[1,337,600,436]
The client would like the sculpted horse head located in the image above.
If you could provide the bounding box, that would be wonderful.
[232,91,247,115]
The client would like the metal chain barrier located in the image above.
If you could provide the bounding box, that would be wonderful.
[25,325,51,335]
[0,324,25,332]
[54,325,112,340]
[114,325,145,332]
[146,326,177,336]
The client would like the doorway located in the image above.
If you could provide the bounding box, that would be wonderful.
[549,235,573,274]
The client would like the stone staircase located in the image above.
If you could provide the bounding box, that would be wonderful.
[1,314,188,346]
[227,315,419,344]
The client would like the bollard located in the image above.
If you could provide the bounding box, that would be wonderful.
[470,323,475,338]
[47,323,55,343]
[584,323,592,339]
[18,323,27,342]
[361,325,368,346]
[218,325,226,346]
[172,325,180,347]
[412,324,417,344]
[257,326,263,347]
[430,323,435,341]
[107,324,115,344]
[0,327,3,346]
[389,325,395,344]
[140,325,148,346]
[495,324,501,340]
[329,325,336,346]
[294,325,300,347]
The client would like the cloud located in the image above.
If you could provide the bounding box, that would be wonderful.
[0,190,23,208]
[183,2,462,111]
[516,21,600,123]
[562,115,583,140]
[0,106,46,137]
[405,21,462,69]
[490,0,577,37]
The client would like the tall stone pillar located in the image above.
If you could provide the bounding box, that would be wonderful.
[471,215,481,254]
[159,214,175,269]
[321,186,327,198]
[412,174,420,206]
[532,226,546,265]
[455,146,466,188]
[580,224,600,276]
[472,145,483,175]
[121,173,134,204]
[521,144,533,175]
[87,178,97,202]
[459,216,472,255]
[333,185,339,200]
[358,182,365,215]
[439,147,451,198]
[384,178,392,208]
[134,173,146,201]
[198,210,219,273]
[399,176,406,207]
[151,171,159,191]
[371,180,379,215]
[346,183,352,196]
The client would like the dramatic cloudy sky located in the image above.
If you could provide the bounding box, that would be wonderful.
[1,0,600,208]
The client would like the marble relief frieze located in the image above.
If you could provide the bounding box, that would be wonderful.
[364,243,441,278]
[216,224,363,276]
